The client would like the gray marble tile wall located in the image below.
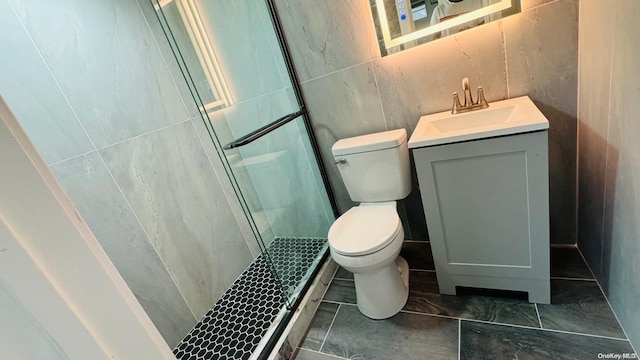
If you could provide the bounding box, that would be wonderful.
[578,0,640,352]
[194,0,334,241]
[275,0,578,243]
[0,0,259,347]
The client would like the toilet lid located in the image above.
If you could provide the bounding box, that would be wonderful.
[328,205,401,256]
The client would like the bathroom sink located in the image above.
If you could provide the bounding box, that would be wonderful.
[408,96,549,148]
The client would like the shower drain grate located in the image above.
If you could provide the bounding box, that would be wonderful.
[173,237,326,360]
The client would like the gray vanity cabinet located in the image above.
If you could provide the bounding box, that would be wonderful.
[413,130,550,303]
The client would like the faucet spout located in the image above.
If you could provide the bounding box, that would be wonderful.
[451,77,490,114]
[462,77,473,106]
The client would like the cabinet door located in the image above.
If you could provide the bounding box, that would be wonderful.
[413,131,549,281]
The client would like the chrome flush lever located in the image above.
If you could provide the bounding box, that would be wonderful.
[333,159,347,165]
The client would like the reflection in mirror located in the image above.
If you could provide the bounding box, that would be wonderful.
[154,0,232,113]
[371,0,521,55]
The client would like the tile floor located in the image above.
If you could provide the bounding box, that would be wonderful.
[293,242,637,360]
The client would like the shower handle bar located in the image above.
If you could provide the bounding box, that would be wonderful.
[222,109,306,150]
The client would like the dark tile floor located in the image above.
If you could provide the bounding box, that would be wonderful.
[293,243,637,360]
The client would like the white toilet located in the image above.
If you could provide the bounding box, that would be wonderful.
[328,129,412,319]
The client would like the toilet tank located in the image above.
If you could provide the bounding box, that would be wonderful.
[332,129,411,202]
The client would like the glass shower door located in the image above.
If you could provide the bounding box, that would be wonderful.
[150,0,335,306]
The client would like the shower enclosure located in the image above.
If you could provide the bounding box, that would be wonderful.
[0,0,334,356]
[150,0,336,357]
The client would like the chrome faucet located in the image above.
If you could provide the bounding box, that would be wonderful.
[452,77,489,114]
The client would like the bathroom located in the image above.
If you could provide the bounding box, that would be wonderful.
[0,0,638,359]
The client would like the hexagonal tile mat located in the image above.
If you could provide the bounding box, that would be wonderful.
[173,237,326,360]
[266,237,327,295]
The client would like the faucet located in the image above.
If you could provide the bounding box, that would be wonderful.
[451,77,489,114]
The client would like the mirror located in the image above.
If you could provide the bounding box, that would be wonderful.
[371,0,521,55]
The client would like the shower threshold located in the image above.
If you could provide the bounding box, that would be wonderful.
[173,237,327,360]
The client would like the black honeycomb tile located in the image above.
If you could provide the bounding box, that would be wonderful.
[173,238,326,360]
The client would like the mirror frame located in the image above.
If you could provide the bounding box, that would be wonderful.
[376,0,515,49]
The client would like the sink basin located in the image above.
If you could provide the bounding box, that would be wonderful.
[408,96,549,148]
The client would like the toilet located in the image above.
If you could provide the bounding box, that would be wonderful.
[328,129,412,319]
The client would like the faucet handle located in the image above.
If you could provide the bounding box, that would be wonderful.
[451,91,462,114]
[476,86,489,107]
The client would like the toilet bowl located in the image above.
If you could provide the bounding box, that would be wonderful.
[328,202,409,319]
[327,128,412,319]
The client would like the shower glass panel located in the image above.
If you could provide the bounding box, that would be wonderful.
[150,0,335,308]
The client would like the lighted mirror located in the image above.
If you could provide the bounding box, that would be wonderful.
[371,0,521,55]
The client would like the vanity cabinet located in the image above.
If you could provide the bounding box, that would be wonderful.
[413,130,550,303]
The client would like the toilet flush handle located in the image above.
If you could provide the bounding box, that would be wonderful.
[333,159,347,165]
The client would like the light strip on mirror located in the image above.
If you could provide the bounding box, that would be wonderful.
[376,0,512,49]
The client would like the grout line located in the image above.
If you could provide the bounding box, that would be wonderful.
[251,0,290,88]
[397,309,630,342]
[550,276,596,282]
[320,302,630,343]
[369,59,389,131]
[223,87,289,109]
[47,149,98,167]
[319,304,341,353]
[458,319,461,360]
[95,153,200,321]
[321,300,353,306]
[6,3,98,152]
[403,240,431,243]
[534,303,544,329]
[575,0,582,256]
[187,120,258,255]
[299,58,374,85]
[599,2,619,279]
[357,0,381,61]
[401,309,478,322]
[521,0,560,13]
[576,247,638,355]
[48,119,192,167]
[135,0,191,117]
[455,315,629,342]
[94,119,191,153]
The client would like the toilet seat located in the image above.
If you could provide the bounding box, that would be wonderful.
[328,205,401,256]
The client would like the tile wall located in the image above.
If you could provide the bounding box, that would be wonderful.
[275,0,578,244]
[577,0,640,351]
[0,0,257,347]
